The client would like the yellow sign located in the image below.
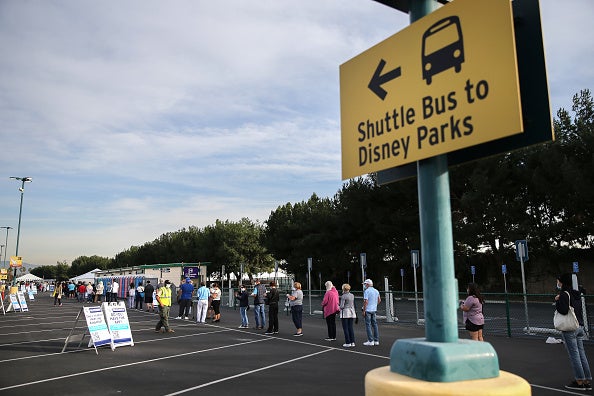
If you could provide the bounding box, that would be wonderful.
[340,0,522,179]
[0,268,7,274]
[0,275,7,280]
[9,256,22,268]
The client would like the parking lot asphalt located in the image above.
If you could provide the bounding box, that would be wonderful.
[0,293,591,395]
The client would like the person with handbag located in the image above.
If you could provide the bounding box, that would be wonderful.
[339,283,356,348]
[555,273,592,391]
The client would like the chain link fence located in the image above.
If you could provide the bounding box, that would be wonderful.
[218,287,592,341]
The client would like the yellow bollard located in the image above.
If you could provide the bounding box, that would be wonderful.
[366,366,531,396]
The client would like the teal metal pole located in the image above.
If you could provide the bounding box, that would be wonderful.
[417,155,457,342]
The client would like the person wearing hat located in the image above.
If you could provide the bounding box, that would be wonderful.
[362,279,381,346]
[175,278,194,320]
[155,280,174,333]
[555,273,592,391]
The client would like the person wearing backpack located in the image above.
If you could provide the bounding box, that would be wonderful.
[251,279,267,330]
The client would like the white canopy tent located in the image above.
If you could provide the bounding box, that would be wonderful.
[69,268,102,284]
[15,273,44,282]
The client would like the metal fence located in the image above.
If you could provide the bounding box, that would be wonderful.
[217,288,592,341]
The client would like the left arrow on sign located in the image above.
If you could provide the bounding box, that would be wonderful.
[368,59,402,100]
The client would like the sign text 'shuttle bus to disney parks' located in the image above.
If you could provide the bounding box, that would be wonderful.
[340,0,522,180]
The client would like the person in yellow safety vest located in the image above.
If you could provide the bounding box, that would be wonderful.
[155,280,174,333]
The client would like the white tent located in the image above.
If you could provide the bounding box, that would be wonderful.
[69,268,102,284]
[15,273,44,282]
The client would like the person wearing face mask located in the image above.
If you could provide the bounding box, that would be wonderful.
[287,282,304,336]
[265,281,280,335]
[459,283,485,341]
[155,280,174,333]
[195,282,210,324]
[235,284,250,328]
[362,279,381,346]
[555,273,592,391]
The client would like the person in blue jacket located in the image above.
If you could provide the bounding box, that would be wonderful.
[176,278,194,319]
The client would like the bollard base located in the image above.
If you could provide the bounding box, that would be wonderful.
[366,366,530,396]
[390,338,499,382]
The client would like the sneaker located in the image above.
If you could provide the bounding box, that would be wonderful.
[184,316,189,320]
[264,332,274,335]
[175,316,182,320]
[293,333,303,337]
[273,331,279,334]
[363,341,375,346]
[584,382,593,391]
[325,338,335,341]
[374,341,380,345]
[565,381,585,391]
[343,343,351,347]
[350,343,355,347]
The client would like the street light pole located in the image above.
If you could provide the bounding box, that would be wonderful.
[9,177,32,285]
[0,227,12,269]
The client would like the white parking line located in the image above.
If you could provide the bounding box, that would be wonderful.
[0,338,271,392]
[165,349,334,395]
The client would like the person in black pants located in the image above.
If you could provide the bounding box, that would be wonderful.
[265,281,280,335]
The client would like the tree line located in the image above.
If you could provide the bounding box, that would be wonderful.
[32,90,594,293]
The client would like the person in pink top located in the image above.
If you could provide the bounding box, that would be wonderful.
[459,282,485,341]
[321,281,340,341]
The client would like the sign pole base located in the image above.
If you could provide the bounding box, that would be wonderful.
[390,338,498,382]
[366,366,530,396]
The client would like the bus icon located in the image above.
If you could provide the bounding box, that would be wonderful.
[422,16,464,85]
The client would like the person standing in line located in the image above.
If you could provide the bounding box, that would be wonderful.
[459,283,485,341]
[556,273,592,391]
[210,283,222,322]
[111,279,119,302]
[176,278,194,320]
[196,281,210,323]
[105,282,112,302]
[339,283,356,347]
[135,282,144,310]
[265,281,280,335]
[206,283,215,320]
[251,279,267,329]
[155,280,174,333]
[77,282,86,302]
[287,282,304,336]
[86,283,94,303]
[95,281,104,303]
[321,281,340,341]
[127,282,135,308]
[235,284,250,328]
[362,279,381,346]
[144,280,155,312]
[53,282,63,306]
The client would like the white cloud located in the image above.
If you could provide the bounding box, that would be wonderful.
[0,0,590,266]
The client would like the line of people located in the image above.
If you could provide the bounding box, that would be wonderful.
[230,278,382,347]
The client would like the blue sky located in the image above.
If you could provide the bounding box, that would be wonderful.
[0,0,592,267]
